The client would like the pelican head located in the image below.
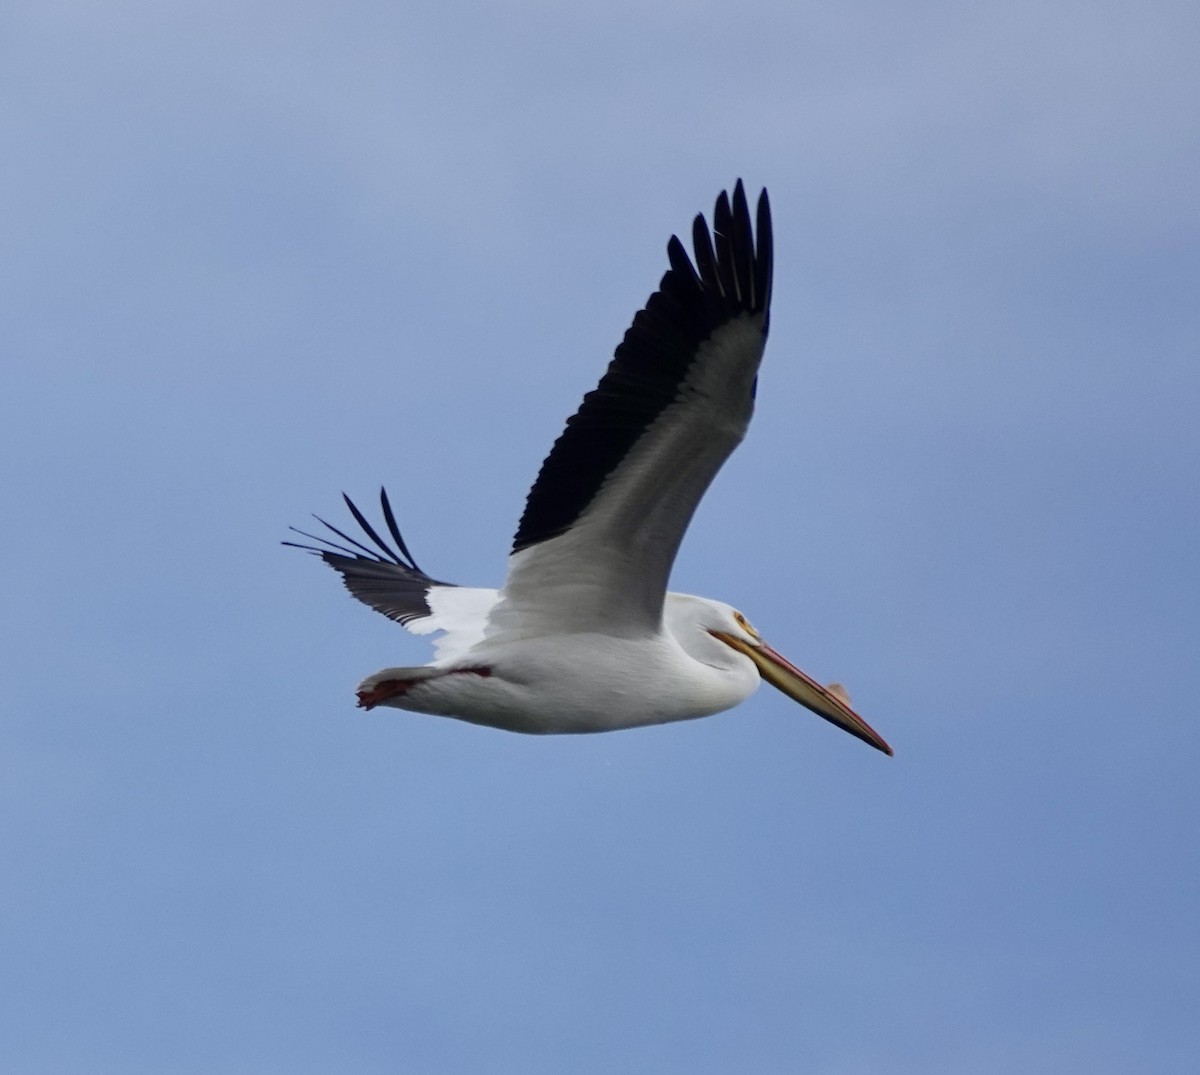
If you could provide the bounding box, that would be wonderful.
[673,596,892,755]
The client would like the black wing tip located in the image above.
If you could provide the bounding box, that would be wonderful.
[673,180,772,317]
[284,488,433,578]
[285,491,457,624]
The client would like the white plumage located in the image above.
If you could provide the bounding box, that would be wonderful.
[288,182,891,755]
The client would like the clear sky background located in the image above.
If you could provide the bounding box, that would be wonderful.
[4,2,1198,1072]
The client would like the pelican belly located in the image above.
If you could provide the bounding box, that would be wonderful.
[387,631,758,734]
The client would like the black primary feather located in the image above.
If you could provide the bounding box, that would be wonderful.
[284,488,455,626]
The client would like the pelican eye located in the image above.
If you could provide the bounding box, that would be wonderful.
[733,611,760,639]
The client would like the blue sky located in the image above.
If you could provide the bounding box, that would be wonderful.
[3,1,1198,1071]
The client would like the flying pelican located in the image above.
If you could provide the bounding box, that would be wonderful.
[287,181,891,754]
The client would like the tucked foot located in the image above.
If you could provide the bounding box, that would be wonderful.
[356,679,416,710]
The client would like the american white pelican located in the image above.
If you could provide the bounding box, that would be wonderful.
[288,182,891,754]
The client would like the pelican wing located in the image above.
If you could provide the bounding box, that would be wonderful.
[286,489,498,661]
[491,182,773,639]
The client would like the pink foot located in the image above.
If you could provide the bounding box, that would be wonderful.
[356,679,415,710]
[355,667,492,710]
